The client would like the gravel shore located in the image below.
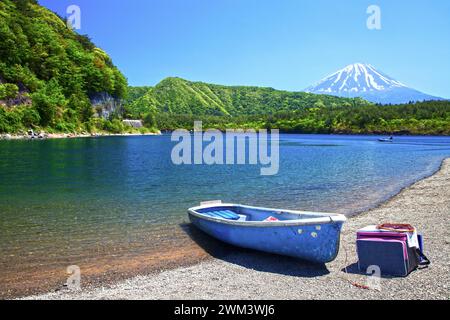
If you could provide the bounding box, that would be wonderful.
[0,132,160,140]
[24,159,450,300]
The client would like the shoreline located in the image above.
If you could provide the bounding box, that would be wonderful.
[346,157,446,218]
[21,158,450,300]
[2,132,449,141]
[0,132,161,141]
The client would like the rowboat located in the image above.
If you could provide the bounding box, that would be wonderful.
[188,201,347,263]
[378,137,394,143]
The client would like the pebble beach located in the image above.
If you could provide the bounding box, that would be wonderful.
[22,158,450,300]
[0,132,160,140]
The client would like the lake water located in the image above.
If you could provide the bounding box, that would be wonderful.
[1,134,450,295]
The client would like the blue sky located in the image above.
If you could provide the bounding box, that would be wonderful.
[38,0,450,98]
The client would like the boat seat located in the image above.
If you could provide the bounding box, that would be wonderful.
[203,210,240,220]
[237,214,248,222]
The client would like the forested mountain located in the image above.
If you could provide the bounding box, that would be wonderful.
[124,78,450,135]
[0,0,128,133]
[125,77,367,119]
[151,100,450,135]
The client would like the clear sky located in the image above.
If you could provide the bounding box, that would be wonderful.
[38,0,450,98]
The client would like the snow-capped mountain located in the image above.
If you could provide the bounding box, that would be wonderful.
[305,63,444,104]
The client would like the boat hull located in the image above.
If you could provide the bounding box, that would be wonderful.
[188,210,344,263]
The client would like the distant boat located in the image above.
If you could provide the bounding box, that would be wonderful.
[378,136,394,143]
[188,201,347,263]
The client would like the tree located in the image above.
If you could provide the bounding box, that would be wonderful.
[19,106,40,127]
[31,79,66,126]
[143,112,156,128]
[0,83,18,100]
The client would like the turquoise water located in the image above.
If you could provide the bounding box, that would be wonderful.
[1,134,450,276]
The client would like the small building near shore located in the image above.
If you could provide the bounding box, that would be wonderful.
[123,120,143,128]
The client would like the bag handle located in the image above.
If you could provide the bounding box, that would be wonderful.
[377,223,415,233]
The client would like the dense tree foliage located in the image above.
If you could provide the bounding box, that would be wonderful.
[125,78,450,135]
[152,100,450,135]
[0,83,18,100]
[125,77,367,118]
[0,0,128,133]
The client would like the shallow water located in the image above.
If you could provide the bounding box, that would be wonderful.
[1,134,450,295]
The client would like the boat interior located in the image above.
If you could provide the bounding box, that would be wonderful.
[195,205,330,222]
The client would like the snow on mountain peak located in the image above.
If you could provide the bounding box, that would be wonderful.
[305,63,407,95]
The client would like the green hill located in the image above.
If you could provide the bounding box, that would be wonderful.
[125,77,367,118]
[0,0,128,133]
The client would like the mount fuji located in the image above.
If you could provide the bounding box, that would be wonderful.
[305,63,444,104]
